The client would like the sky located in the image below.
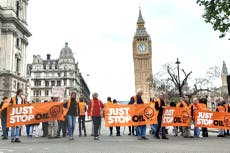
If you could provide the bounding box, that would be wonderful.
[26,0,230,102]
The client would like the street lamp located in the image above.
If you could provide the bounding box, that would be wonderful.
[175,58,182,97]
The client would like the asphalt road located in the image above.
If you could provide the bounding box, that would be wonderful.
[0,121,230,153]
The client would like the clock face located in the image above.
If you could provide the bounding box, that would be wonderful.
[138,43,147,52]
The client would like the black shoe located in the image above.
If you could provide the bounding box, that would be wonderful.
[217,135,224,137]
[84,133,87,137]
[2,137,8,140]
[14,138,21,143]
[94,137,99,140]
[116,133,121,136]
[79,134,82,137]
[11,139,15,143]
[42,135,47,137]
[128,133,131,136]
[162,136,168,139]
[48,136,53,139]
[155,134,160,139]
[142,136,149,140]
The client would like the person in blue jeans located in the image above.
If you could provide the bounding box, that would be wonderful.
[10,89,25,143]
[129,89,148,140]
[0,97,9,140]
[64,92,78,140]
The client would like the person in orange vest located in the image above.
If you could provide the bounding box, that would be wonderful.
[176,95,193,138]
[191,97,206,138]
[155,93,168,139]
[216,98,226,137]
[0,97,9,140]
[78,97,87,137]
[87,92,104,140]
[9,88,25,143]
[64,92,78,140]
[129,89,148,140]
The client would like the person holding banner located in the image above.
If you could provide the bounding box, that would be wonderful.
[216,98,226,137]
[48,97,59,139]
[176,95,193,138]
[155,93,168,139]
[129,89,148,140]
[105,97,114,136]
[87,92,104,140]
[0,97,9,140]
[9,89,25,143]
[225,102,230,136]
[65,92,79,140]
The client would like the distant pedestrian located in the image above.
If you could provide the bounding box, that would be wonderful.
[0,97,9,140]
[113,99,121,136]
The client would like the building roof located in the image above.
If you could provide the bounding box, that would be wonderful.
[137,9,145,24]
[59,42,74,58]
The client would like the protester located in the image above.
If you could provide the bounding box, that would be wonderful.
[42,100,49,137]
[87,92,104,140]
[10,89,25,143]
[169,101,178,136]
[129,89,148,140]
[105,97,114,136]
[65,92,79,140]
[225,102,230,136]
[78,97,87,137]
[0,97,9,140]
[216,97,226,137]
[113,99,121,136]
[200,98,208,137]
[191,97,206,138]
[155,93,168,139]
[57,100,67,138]
[48,97,59,139]
[176,95,193,138]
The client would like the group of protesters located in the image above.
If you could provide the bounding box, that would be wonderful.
[0,88,230,143]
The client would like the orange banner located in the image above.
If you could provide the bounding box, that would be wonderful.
[7,102,63,127]
[195,110,230,129]
[104,104,158,127]
[162,107,191,127]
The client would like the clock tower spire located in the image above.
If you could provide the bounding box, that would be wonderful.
[133,8,154,102]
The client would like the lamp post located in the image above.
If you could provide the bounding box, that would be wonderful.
[175,58,182,97]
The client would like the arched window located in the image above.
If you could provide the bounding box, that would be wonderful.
[16,1,20,17]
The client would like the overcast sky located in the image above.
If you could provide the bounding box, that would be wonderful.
[27,0,230,102]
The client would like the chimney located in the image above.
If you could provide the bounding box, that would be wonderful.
[47,54,51,60]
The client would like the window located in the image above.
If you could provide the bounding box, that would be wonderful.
[16,58,20,74]
[16,1,19,17]
[51,81,55,86]
[34,80,41,86]
[64,72,67,77]
[45,90,49,96]
[57,81,61,86]
[58,73,61,77]
[64,79,67,86]
[45,81,49,87]
[34,90,41,96]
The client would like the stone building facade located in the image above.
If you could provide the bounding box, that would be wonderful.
[133,9,154,102]
[0,0,31,100]
[27,42,90,103]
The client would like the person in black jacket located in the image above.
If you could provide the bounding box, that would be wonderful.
[0,97,9,140]
[155,93,168,139]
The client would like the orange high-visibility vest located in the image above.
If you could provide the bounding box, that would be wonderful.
[79,102,86,116]
[89,99,102,117]
[105,101,113,106]
[11,96,25,105]
[217,105,226,112]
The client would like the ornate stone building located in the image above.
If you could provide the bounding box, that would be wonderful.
[132,9,154,102]
[0,0,31,100]
[27,42,90,103]
[221,61,229,98]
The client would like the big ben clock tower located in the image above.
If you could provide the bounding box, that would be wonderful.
[133,9,154,102]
